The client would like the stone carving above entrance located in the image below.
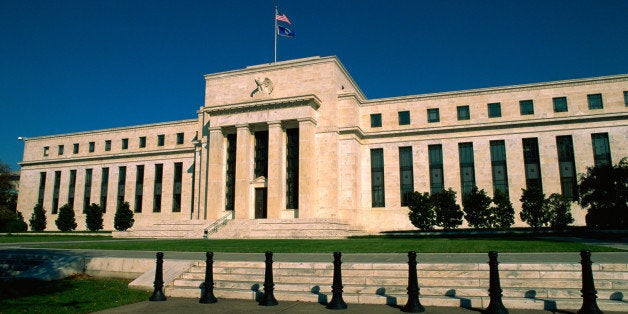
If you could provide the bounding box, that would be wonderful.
[250,77,274,97]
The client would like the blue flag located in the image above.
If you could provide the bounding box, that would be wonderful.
[277,25,295,38]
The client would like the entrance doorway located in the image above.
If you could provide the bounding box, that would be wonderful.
[254,188,267,219]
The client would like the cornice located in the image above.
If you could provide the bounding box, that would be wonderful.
[360,74,628,107]
[339,112,628,140]
[19,147,194,167]
[204,95,322,116]
[23,119,197,142]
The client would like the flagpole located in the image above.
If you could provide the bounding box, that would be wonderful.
[274,6,278,63]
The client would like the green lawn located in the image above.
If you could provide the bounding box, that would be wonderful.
[0,235,621,253]
[0,276,150,314]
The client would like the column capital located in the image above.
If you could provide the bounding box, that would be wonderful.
[267,120,283,127]
[208,126,223,133]
[235,124,250,130]
[297,117,317,126]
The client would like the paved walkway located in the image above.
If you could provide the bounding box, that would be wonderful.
[93,297,618,314]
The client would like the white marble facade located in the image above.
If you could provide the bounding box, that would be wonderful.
[17,56,628,232]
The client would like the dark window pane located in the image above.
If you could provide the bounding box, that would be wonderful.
[398,111,410,125]
[553,97,568,113]
[370,148,385,207]
[427,108,440,123]
[488,103,501,118]
[370,113,382,127]
[428,144,444,194]
[457,106,470,120]
[591,133,611,167]
[520,100,534,115]
[587,94,603,109]
[399,146,414,206]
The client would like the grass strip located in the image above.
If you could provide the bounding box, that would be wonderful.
[0,275,150,314]
[5,237,621,253]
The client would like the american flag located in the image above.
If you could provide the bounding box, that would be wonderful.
[276,12,291,25]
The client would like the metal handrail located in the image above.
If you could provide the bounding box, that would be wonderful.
[204,211,234,238]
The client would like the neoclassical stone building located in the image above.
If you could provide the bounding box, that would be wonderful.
[17,56,628,236]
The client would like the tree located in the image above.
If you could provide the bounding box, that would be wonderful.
[433,188,463,230]
[55,203,77,232]
[519,187,550,228]
[407,191,436,230]
[490,189,515,228]
[462,186,492,228]
[114,201,134,231]
[546,193,574,229]
[579,158,628,228]
[0,160,17,213]
[29,203,47,231]
[85,203,104,231]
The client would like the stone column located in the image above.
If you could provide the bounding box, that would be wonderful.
[234,124,253,219]
[206,127,225,220]
[298,118,317,218]
[266,121,284,219]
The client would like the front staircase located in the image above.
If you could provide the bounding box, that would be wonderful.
[167,260,627,311]
[112,218,367,239]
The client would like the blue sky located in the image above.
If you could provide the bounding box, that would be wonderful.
[1,0,627,170]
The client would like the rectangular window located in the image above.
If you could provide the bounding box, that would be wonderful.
[428,144,444,194]
[172,162,182,212]
[624,91,628,106]
[254,131,269,178]
[135,165,144,213]
[225,134,237,211]
[68,170,76,208]
[520,100,534,115]
[84,169,92,213]
[157,134,165,147]
[370,113,382,127]
[73,143,79,154]
[556,135,578,200]
[458,142,476,201]
[89,141,95,153]
[139,136,146,148]
[38,172,46,206]
[117,166,126,209]
[153,164,163,212]
[286,128,299,209]
[522,138,543,190]
[427,108,440,123]
[100,168,109,213]
[43,146,49,157]
[399,146,414,206]
[488,103,502,118]
[122,138,128,150]
[370,148,385,207]
[176,132,184,145]
[490,140,509,197]
[591,133,611,167]
[398,111,410,125]
[52,171,61,214]
[457,105,470,120]
[587,93,603,109]
[105,140,111,151]
[553,97,568,113]
[58,145,64,156]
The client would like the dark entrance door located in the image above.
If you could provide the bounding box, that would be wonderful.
[254,188,267,219]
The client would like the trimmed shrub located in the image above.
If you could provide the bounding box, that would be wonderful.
[579,158,628,228]
[433,188,463,230]
[407,191,436,230]
[490,189,515,228]
[85,203,104,231]
[114,201,134,231]
[29,203,47,231]
[519,187,549,228]
[546,193,574,230]
[462,186,492,228]
[55,203,77,231]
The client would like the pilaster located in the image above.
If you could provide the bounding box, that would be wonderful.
[298,118,317,218]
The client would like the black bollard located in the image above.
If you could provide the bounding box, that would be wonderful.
[149,252,167,301]
[401,251,425,313]
[577,250,603,314]
[485,251,508,314]
[199,251,218,304]
[326,251,348,309]
[259,251,278,306]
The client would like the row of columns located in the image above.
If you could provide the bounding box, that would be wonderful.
[195,118,317,221]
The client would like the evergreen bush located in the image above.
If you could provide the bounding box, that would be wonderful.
[546,193,574,230]
[114,201,134,231]
[490,189,515,228]
[29,203,47,231]
[433,188,463,230]
[519,187,549,228]
[462,186,492,228]
[85,203,104,231]
[407,191,436,230]
[55,203,77,232]
[579,158,628,228]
